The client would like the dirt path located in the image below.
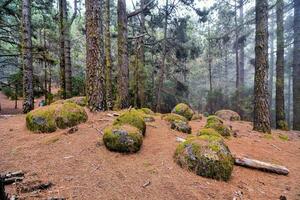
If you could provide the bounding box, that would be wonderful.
[0,111,300,199]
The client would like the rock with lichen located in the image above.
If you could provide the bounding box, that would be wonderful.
[171,120,192,134]
[215,109,241,121]
[191,113,203,121]
[205,115,232,137]
[26,102,88,133]
[174,135,234,181]
[171,103,194,120]
[113,109,146,135]
[103,125,143,153]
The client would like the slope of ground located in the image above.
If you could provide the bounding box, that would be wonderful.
[0,110,300,200]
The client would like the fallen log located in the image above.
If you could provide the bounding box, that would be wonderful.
[175,137,289,175]
[234,156,289,175]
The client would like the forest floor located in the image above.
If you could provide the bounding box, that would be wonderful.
[0,97,300,199]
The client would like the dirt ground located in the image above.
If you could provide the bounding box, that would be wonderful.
[0,107,300,200]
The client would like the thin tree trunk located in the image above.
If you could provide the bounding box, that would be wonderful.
[138,0,145,107]
[85,0,105,111]
[21,0,34,113]
[65,25,72,98]
[269,10,275,126]
[59,0,66,99]
[287,63,292,129]
[253,0,271,133]
[235,0,240,112]
[275,0,287,130]
[156,0,168,112]
[117,0,129,109]
[104,0,113,110]
[239,0,245,88]
[293,0,300,130]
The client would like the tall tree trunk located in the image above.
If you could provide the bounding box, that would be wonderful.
[253,0,271,133]
[65,24,72,98]
[85,0,105,111]
[275,0,287,130]
[21,0,34,113]
[234,0,240,112]
[156,0,168,112]
[239,0,245,88]
[116,0,129,109]
[138,0,146,107]
[287,62,292,129]
[293,0,300,130]
[104,0,113,110]
[269,10,275,126]
[59,0,66,99]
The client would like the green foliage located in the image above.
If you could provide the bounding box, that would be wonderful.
[174,136,234,181]
[103,125,143,153]
[205,89,229,114]
[113,109,146,135]
[277,120,289,131]
[71,76,86,96]
[171,103,194,120]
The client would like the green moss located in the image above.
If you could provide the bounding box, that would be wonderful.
[113,109,146,135]
[197,128,222,137]
[65,96,88,106]
[263,134,273,139]
[103,125,143,153]
[174,136,234,181]
[277,120,289,131]
[55,102,88,129]
[26,106,57,133]
[198,134,223,142]
[206,115,223,124]
[171,103,194,120]
[205,122,231,137]
[139,108,155,115]
[162,113,188,123]
[278,134,289,141]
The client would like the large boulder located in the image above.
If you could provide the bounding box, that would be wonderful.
[191,113,203,121]
[171,120,192,134]
[52,96,87,107]
[215,109,241,121]
[113,109,146,135]
[103,125,143,153]
[26,102,88,133]
[162,113,188,123]
[205,115,232,137]
[174,135,234,181]
[171,103,194,120]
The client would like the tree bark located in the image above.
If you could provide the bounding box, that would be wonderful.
[116,0,129,109]
[234,0,240,113]
[293,0,300,130]
[239,0,245,88]
[253,0,271,133]
[85,0,105,111]
[104,0,113,110]
[156,0,168,112]
[269,10,275,126]
[59,0,66,99]
[21,0,34,113]
[275,0,287,130]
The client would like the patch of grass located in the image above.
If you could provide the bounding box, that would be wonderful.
[278,134,289,141]
[263,134,273,140]
[42,135,60,145]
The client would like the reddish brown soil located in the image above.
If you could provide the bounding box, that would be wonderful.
[0,109,300,199]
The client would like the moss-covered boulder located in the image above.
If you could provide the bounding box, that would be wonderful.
[171,120,192,134]
[191,113,203,121]
[26,102,88,133]
[215,110,241,121]
[55,102,88,129]
[171,103,194,120]
[174,136,234,181]
[139,108,155,115]
[26,106,57,133]
[162,113,188,123]
[66,96,87,106]
[113,109,146,135]
[206,115,224,124]
[103,125,143,153]
[205,121,232,137]
[197,128,222,137]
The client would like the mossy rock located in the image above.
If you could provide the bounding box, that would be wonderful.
[206,115,224,124]
[26,102,88,133]
[55,102,88,129]
[113,109,146,135]
[197,128,222,138]
[191,113,203,121]
[26,106,57,133]
[174,136,234,181]
[215,110,241,121]
[205,122,232,137]
[136,109,155,122]
[65,96,87,106]
[139,108,155,115]
[171,120,192,134]
[103,125,143,153]
[171,103,194,120]
[162,113,188,123]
